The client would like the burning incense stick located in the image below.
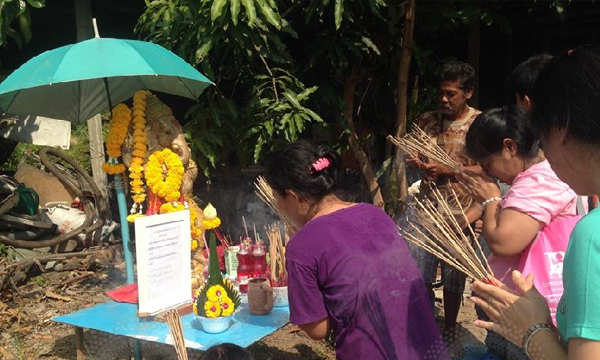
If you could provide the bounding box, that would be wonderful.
[165,309,188,360]
[254,176,299,234]
[400,183,494,283]
[387,125,461,171]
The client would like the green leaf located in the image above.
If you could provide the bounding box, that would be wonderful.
[361,36,380,55]
[334,0,344,30]
[211,0,228,22]
[241,0,257,27]
[271,102,292,112]
[253,135,266,163]
[297,86,318,102]
[256,0,280,29]
[265,120,274,136]
[230,0,241,25]
[303,108,324,122]
[375,157,392,180]
[195,40,213,64]
[282,91,302,110]
[25,0,44,9]
[6,27,23,49]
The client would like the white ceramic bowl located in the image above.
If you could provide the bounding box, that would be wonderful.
[272,286,289,307]
[198,315,232,334]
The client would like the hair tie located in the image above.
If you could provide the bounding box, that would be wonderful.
[567,49,575,56]
[310,157,331,174]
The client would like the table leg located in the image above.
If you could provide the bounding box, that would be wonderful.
[74,326,85,360]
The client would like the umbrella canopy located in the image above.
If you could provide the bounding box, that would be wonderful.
[0,37,213,123]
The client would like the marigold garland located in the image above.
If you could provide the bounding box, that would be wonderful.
[103,103,131,174]
[146,148,184,202]
[127,90,151,222]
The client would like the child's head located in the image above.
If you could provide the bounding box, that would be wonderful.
[511,54,553,110]
[201,343,254,360]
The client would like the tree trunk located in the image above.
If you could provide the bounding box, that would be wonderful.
[393,0,416,213]
[468,19,481,108]
[74,0,94,42]
[343,74,385,209]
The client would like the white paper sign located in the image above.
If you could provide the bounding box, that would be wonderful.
[135,210,192,315]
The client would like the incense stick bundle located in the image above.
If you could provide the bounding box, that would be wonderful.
[165,309,188,360]
[254,176,299,234]
[387,125,461,171]
[267,224,287,286]
[400,184,494,283]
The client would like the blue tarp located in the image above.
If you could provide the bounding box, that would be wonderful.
[53,301,290,350]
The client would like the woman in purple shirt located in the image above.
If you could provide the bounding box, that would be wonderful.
[264,141,449,360]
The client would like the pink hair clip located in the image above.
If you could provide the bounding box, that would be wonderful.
[311,157,331,174]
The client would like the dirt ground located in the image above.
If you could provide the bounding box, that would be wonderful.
[0,254,485,360]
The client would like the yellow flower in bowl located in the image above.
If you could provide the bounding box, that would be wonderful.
[203,300,222,318]
[207,285,227,301]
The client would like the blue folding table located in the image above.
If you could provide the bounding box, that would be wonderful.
[53,301,290,360]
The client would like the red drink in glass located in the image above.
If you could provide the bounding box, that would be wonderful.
[236,243,253,293]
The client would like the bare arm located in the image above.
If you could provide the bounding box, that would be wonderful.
[526,332,600,360]
[482,204,542,257]
[299,317,331,341]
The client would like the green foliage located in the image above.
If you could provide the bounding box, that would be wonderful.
[30,275,46,286]
[136,0,388,175]
[0,0,45,51]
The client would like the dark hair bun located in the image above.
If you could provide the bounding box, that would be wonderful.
[265,141,341,200]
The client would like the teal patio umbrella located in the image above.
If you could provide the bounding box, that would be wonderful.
[0,37,213,289]
[0,37,213,123]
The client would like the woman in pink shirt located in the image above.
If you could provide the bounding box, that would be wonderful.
[456,105,579,359]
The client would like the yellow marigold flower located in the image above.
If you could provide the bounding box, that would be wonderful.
[126,213,145,223]
[133,194,147,203]
[221,297,235,316]
[204,300,221,318]
[132,157,144,165]
[202,217,221,230]
[133,103,146,112]
[207,285,227,301]
[129,163,143,173]
[133,135,147,144]
[165,190,181,202]
[132,150,146,158]
[130,179,143,187]
[132,109,145,118]
[191,240,199,251]
[102,163,125,174]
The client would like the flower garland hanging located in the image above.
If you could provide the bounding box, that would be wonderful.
[145,148,185,203]
[102,103,132,174]
[126,90,151,222]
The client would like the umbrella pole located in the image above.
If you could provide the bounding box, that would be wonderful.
[114,174,135,284]
[114,174,143,359]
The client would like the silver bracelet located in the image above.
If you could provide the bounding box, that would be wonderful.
[523,323,556,358]
[481,196,501,210]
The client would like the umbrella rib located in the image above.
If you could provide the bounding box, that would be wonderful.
[177,76,197,99]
